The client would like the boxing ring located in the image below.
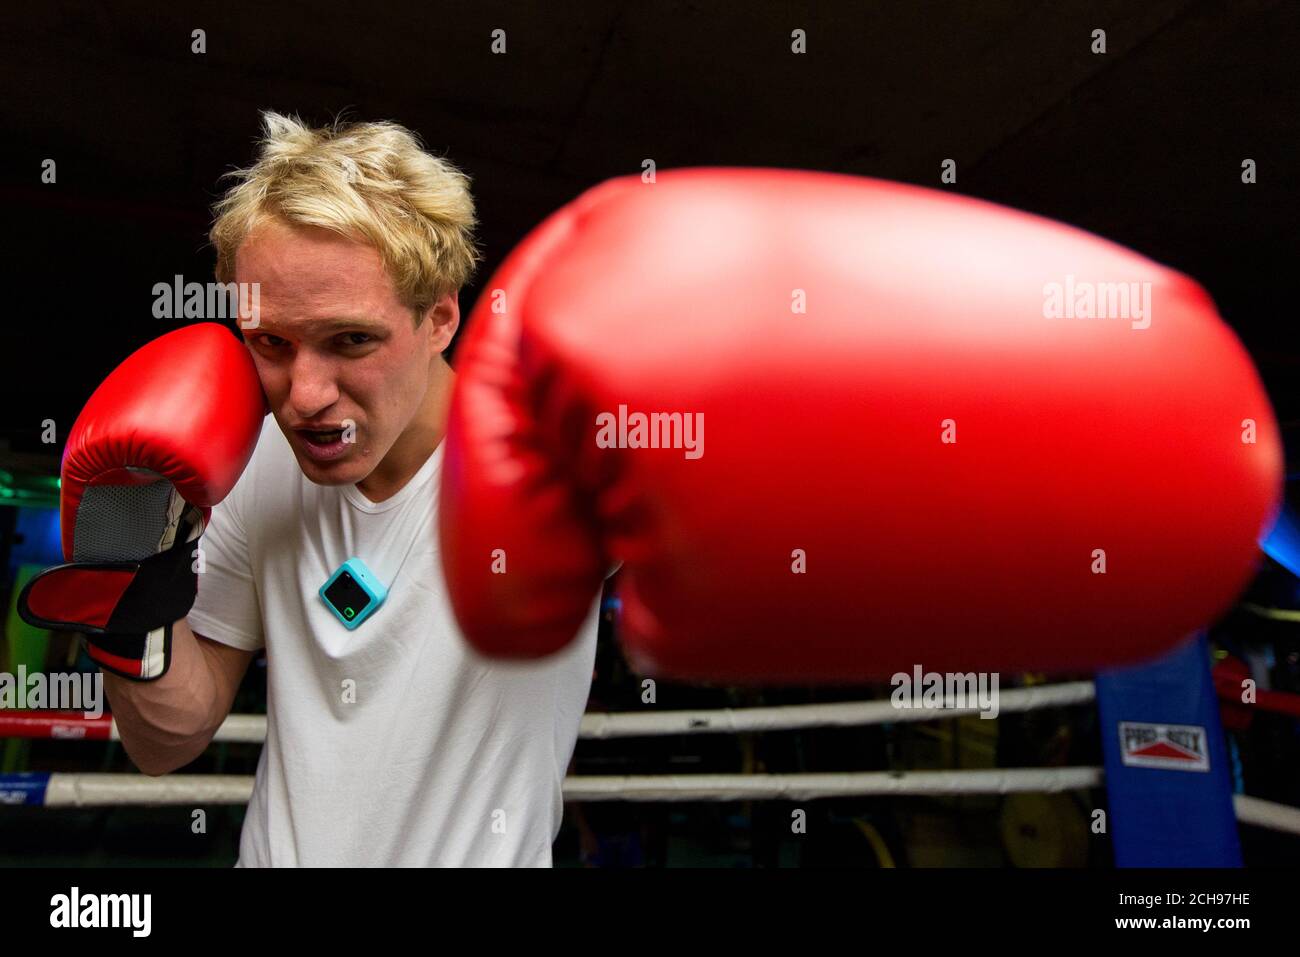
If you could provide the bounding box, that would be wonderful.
[3,680,1298,845]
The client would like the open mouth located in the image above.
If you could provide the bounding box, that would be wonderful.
[295,427,351,459]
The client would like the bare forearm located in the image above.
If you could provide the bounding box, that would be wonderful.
[102,617,228,775]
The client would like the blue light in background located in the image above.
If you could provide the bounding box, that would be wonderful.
[9,506,62,568]
[1260,504,1300,581]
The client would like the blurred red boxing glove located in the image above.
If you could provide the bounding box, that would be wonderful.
[439,169,1282,683]
[19,323,265,680]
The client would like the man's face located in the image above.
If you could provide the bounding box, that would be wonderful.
[233,218,450,486]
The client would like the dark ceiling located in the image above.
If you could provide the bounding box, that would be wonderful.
[3,0,1298,475]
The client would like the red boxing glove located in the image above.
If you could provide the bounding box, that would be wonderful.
[439,169,1282,683]
[19,323,265,680]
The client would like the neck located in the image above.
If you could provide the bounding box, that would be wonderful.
[356,358,455,503]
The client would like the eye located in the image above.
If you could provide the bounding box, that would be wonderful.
[339,332,373,347]
[254,334,288,348]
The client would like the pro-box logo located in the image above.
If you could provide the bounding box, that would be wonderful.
[1119,721,1209,772]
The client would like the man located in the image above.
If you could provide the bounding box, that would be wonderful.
[27,112,602,866]
[22,122,1281,868]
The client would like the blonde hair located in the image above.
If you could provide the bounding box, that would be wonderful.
[210,112,481,321]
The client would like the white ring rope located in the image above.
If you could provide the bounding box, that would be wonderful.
[1232,794,1300,835]
[42,773,255,807]
[10,682,1099,744]
[25,768,1101,807]
[181,682,1100,746]
[576,681,1096,739]
[19,769,1300,835]
[562,768,1105,801]
[205,713,266,744]
[12,681,1297,834]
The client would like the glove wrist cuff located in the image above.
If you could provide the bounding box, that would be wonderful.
[17,544,197,681]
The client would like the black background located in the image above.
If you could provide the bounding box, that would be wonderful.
[2,1,1298,473]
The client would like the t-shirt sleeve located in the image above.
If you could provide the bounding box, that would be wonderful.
[189,475,265,652]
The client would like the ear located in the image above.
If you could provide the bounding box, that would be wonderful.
[423,292,461,353]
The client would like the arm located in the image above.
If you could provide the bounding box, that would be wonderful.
[102,616,254,776]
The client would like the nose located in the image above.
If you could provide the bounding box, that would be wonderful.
[287,348,341,419]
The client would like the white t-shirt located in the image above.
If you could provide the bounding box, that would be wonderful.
[188,416,599,867]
